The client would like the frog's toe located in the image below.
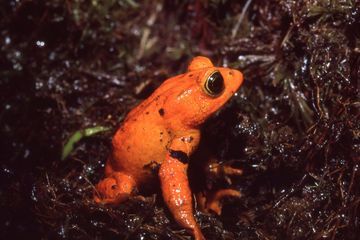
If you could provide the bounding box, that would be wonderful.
[222,166,243,176]
[208,162,243,177]
[198,189,241,215]
[94,172,136,205]
[193,226,206,240]
[94,177,120,203]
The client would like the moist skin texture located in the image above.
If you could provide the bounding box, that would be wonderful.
[94,56,243,240]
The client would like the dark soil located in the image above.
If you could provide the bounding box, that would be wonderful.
[1,0,359,239]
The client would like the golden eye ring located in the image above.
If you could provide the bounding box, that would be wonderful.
[204,71,225,97]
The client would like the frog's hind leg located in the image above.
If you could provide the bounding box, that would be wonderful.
[197,159,243,215]
[94,171,136,205]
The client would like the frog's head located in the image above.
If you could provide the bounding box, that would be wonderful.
[163,56,243,128]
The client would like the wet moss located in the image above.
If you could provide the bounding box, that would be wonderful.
[0,0,359,239]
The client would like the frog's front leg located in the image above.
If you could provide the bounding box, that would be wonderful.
[158,132,205,240]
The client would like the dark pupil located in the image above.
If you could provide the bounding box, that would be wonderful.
[206,71,224,96]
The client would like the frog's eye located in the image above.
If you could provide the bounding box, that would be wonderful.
[204,71,224,97]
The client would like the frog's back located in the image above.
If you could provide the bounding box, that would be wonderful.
[108,86,175,184]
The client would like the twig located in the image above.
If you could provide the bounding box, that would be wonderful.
[231,0,253,39]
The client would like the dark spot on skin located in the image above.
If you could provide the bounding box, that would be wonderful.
[158,108,165,116]
[127,146,131,151]
[229,71,233,75]
[159,132,164,142]
[133,118,137,122]
[169,149,189,164]
[189,74,193,77]
[146,111,149,115]
[111,185,117,190]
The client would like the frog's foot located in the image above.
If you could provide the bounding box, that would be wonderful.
[208,162,243,177]
[197,189,241,215]
[206,161,243,186]
[94,172,136,205]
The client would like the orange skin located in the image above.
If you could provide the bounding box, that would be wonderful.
[94,56,243,240]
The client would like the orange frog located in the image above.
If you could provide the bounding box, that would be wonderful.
[94,56,244,240]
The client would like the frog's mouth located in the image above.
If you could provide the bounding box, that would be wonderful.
[228,69,244,93]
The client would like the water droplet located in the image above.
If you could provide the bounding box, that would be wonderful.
[36,40,45,47]
[24,149,30,158]
[5,36,11,45]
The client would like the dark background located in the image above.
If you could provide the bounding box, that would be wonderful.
[0,0,359,239]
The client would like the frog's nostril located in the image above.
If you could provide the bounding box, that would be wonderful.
[111,184,118,190]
